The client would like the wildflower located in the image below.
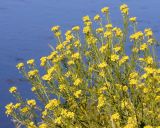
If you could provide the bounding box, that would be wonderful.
[99,70,105,77]
[73,78,82,86]
[83,26,91,34]
[54,117,62,125]
[28,69,39,78]
[101,7,109,13]
[9,86,17,93]
[31,87,36,92]
[68,60,75,65]
[123,85,128,92]
[39,123,48,128]
[144,28,153,37]
[74,90,82,98]
[51,25,60,32]
[94,14,101,21]
[14,103,21,109]
[145,56,153,65]
[59,84,66,92]
[56,43,64,51]
[98,62,107,68]
[140,43,148,51]
[16,62,24,70]
[42,73,52,81]
[40,56,47,66]
[130,31,143,41]
[104,31,112,38]
[72,26,80,31]
[129,17,136,22]
[111,113,120,121]
[20,106,29,113]
[27,122,37,128]
[45,99,60,110]
[71,52,80,60]
[111,54,119,62]
[106,24,113,30]
[99,45,107,53]
[120,4,129,15]
[132,47,139,53]
[113,46,121,52]
[96,28,104,34]
[27,99,36,107]
[97,94,106,109]
[27,59,35,65]
[5,103,14,115]
[82,15,90,22]
[119,55,129,65]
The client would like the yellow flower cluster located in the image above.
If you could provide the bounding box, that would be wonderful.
[6,4,160,128]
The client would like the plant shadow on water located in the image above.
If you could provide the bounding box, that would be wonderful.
[0,0,160,127]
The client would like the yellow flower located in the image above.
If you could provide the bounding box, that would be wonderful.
[129,79,138,85]
[99,45,107,53]
[68,60,75,65]
[96,28,104,34]
[40,56,47,66]
[97,94,106,109]
[119,55,129,65]
[111,113,120,121]
[45,99,60,110]
[132,47,139,53]
[27,122,36,128]
[74,90,82,98]
[59,84,66,92]
[20,106,29,113]
[106,24,113,30]
[129,17,136,22]
[54,117,62,125]
[9,86,17,93]
[71,52,80,60]
[51,25,60,32]
[113,46,121,52]
[145,56,153,65]
[120,4,129,15]
[16,62,24,70]
[66,111,75,119]
[99,70,105,77]
[98,62,107,68]
[42,73,52,81]
[94,14,101,21]
[82,15,90,22]
[39,123,48,128]
[111,54,119,62]
[14,103,21,109]
[28,69,39,78]
[27,59,35,65]
[83,26,91,34]
[140,43,148,51]
[72,26,80,31]
[73,78,82,86]
[56,43,64,51]
[104,31,112,38]
[5,103,14,115]
[101,7,109,13]
[27,99,36,107]
[123,86,128,92]
[144,28,153,37]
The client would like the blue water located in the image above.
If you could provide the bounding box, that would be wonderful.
[0,0,160,127]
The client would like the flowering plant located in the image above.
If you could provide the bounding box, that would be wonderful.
[6,4,160,128]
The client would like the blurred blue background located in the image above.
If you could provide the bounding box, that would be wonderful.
[0,0,160,127]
